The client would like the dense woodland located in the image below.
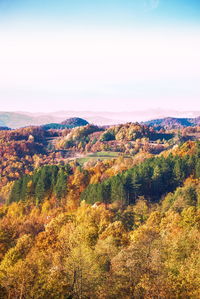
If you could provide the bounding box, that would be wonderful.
[0,121,200,298]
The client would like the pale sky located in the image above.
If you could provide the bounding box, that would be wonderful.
[0,0,200,112]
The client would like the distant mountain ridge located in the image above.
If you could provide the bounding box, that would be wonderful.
[144,117,200,129]
[0,111,200,129]
[0,112,118,128]
[0,126,11,131]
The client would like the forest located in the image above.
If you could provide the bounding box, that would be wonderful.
[0,122,200,298]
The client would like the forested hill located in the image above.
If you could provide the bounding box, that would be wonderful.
[144,116,200,129]
[0,126,10,131]
[81,143,200,205]
[0,123,200,297]
[8,164,73,205]
[8,142,200,207]
[61,117,89,126]
[0,122,199,195]
[41,117,89,130]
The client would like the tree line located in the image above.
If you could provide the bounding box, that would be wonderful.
[8,164,72,204]
[81,143,200,205]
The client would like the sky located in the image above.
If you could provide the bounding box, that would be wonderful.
[0,0,200,113]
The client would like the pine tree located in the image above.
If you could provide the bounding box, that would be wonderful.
[110,176,126,206]
[131,173,141,202]
[152,165,163,197]
[173,158,184,185]
[20,176,30,202]
[195,160,200,178]
[8,179,23,204]
[54,169,67,200]
[101,182,111,205]
[35,176,45,203]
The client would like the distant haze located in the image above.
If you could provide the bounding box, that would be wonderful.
[0,110,200,128]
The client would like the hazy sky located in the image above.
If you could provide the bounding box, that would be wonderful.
[0,0,200,112]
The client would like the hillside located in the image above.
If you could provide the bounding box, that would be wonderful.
[0,138,200,298]
[144,116,200,129]
[61,117,89,127]
[0,121,200,298]
[0,126,10,131]
[41,119,89,130]
[0,112,56,129]
[1,110,200,129]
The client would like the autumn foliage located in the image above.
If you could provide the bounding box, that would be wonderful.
[0,124,200,298]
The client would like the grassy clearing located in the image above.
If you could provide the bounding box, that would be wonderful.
[88,151,119,158]
[77,151,131,165]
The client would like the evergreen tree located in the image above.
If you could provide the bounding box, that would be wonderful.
[8,179,23,204]
[124,174,133,205]
[101,182,111,205]
[195,160,200,178]
[54,169,67,200]
[110,176,126,205]
[50,165,59,191]
[35,175,45,203]
[173,158,184,185]
[20,176,30,202]
[152,165,163,197]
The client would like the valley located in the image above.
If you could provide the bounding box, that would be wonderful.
[0,117,200,298]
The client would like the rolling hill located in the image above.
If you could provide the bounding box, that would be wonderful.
[61,117,89,127]
[144,116,200,129]
[0,111,200,129]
